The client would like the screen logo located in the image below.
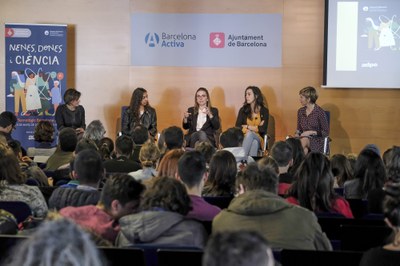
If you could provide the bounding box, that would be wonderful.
[210,32,225,48]
[145,33,160,47]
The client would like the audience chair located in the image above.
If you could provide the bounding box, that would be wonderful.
[98,247,146,266]
[0,234,28,260]
[339,224,392,251]
[157,248,203,266]
[0,201,32,224]
[280,249,363,266]
[346,199,368,219]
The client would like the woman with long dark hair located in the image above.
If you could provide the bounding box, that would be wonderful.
[287,152,353,218]
[122,87,157,139]
[235,86,269,157]
[183,87,220,147]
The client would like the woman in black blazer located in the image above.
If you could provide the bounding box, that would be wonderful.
[182,87,220,148]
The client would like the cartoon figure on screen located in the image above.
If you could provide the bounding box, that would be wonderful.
[9,71,27,116]
[51,80,62,113]
[366,15,398,50]
[24,68,42,115]
[37,69,53,116]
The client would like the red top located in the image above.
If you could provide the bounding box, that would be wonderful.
[286,196,354,218]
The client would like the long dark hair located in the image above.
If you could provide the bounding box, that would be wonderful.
[242,86,266,120]
[194,87,213,115]
[288,152,336,213]
[286,137,305,177]
[129,87,149,123]
[330,154,353,187]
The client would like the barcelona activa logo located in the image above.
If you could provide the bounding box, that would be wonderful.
[145,33,160,47]
[210,32,225,48]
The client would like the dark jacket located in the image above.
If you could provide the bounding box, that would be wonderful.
[235,105,269,137]
[55,104,86,130]
[182,107,220,146]
[103,156,142,173]
[48,187,100,210]
[122,107,157,138]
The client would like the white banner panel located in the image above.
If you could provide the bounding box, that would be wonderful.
[131,14,282,67]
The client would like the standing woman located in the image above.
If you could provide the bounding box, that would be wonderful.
[235,86,269,157]
[183,87,220,147]
[295,86,329,154]
[55,88,86,135]
[122,87,157,139]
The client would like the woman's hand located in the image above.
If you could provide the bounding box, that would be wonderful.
[183,111,191,122]
[204,107,213,119]
[76,128,85,135]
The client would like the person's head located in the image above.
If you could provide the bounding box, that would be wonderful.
[194,87,213,111]
[299,86,318,105]
[157,149,185,178]
[236,163,279,194]
[63,88,81,105]
[115,135,134,157]
[285,137,305,176]
[386,146,400,183]
[100,174,145,220]
[383,181,400,229]
[139,141,160,168]
[203,231,275,266]
[58,128,78,152]
[131,125,149,145]
[219,127,244,148]
[177,151,207,189]
[257,156,279,175]
[140,177,192,215]
[195,141,216,165]
[34,120,55,143]
[7,139,22,159]
[383,147,394,168]
[354,148,386,196]
[4,219,104,266]
[75,138,99,154]
[288,152,335,213]
[330,154,353,187]
[0,111,17,128]
[243,86,265,108]
[82,120,106,145]
[0,142,26,185]
[206,150,237,196]
[0,115,13,134]
[163,126,184,150]
[98,137,114,160]
[53,80,59,87]
[73,149,104,185]
[129,88,149,119]
[270,141,293,168]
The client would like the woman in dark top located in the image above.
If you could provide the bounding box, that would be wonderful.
[295,86,329,154]
[55,88,86,135]
[122,87,157,139]
[360,175,400,266]
[235,86,269,157]
[183,87,220,147]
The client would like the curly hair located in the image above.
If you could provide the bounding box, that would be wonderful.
[139,141,160,168]
[242,86,266,120]
[34,121,55,143]
[140,177,192,215]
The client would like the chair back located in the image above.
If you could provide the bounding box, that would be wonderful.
[0,201,32,224]
[157,249,203,266]
[99,247,145,266]
[280,249,363,266]
[340,224,392,251]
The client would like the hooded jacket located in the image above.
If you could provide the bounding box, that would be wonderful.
[116,210,207,248]
[212,190,332,251]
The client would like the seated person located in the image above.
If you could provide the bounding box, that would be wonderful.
[0,142,48,218]
[26,120,57,163]
[203,231,275,266]
[177,151,221,221]
[103,135,141,173]
[0,111,17,142]
[287,152,353,218]
[44,128,77,171]
[129,141,160,181]
[60,174,145,243]
[117,177,207,248]
[49,149,103,210]
[270,141,294,196]
[212,163,332,250]
[130,125,150,163]
[219,127,254,169]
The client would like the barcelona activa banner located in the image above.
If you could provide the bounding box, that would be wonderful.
[5,23,67,148]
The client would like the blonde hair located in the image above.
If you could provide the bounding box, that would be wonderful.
[139,141,160,168]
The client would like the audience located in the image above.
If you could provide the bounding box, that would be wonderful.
[44,128,77,171]
[129,141,160,181]
[270,141,294,195]
[156,149,185,178]
[285,137,305,177]
[103,135,141,173]
[117,177,207,248]
[203,231,275,266]
[0,142,48,218]
[177,151,221,221]
[213,162,332,250]
[330,154,353,188]
[26,120,57,163]
[0,113,15,142]
[4,219,105,266]
[82,120,106,147]
[49,149,103,210]
[286,152,353,218]
[60,174,145,243]
[130,125,150,163]
[195,141,216,166]
[98,137,115,160]
[202,150,237,197]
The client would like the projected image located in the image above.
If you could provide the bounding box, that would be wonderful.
[361,15,400,51]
